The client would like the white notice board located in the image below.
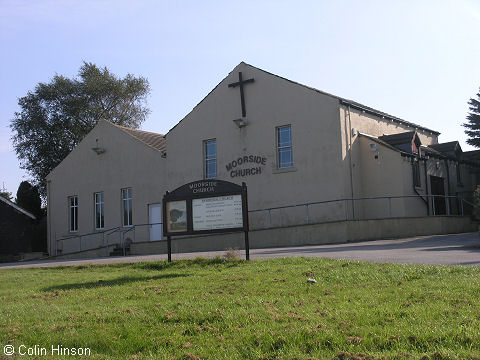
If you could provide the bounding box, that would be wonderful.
[192,195,243,231]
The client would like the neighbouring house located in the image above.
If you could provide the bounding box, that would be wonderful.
[0,195,37,257]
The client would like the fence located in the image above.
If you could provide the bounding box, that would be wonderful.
[56,222,162,256]
[55,194,475,256]
[248,194,474,229]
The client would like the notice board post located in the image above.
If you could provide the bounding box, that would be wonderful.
[163,180,250,262]
[243,183,249,261]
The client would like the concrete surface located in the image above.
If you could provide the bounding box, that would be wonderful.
[2,232,480,269]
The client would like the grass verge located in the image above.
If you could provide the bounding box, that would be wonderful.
[1,257,480,359]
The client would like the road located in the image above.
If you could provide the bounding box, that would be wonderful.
[1,232,479,269]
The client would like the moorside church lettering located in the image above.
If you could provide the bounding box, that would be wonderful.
[189,181,217,193]
[226,155,266,178]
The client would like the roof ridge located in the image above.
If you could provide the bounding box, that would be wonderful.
[164,61,440,137]
[0,196,36,220]
[240,62,440,135]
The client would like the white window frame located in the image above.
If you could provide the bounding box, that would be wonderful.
[276,125,294,168]
[68,195,78,233]
[204,139,217,179]
[122,188,133,227]
[94,192,104,230]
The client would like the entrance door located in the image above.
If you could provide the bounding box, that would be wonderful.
[430,176,446,215]
[149,204,162,241]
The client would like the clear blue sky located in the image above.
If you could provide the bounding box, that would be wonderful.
[1,0,479,195]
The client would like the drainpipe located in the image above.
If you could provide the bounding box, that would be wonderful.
[47,180,52,256]
[444,159,451,215]
[412,157,427,205]
[424,157,430,215]
[347,106,355,219]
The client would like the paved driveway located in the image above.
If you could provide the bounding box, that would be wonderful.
[1,232,480,269]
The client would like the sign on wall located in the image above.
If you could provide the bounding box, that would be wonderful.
[226,154,267,178]
[162,180,250,261]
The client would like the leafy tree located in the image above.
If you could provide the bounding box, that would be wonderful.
[464,87,480,147]
[16,181,42,218]
[10,62,150,196]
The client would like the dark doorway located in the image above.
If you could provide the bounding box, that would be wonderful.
[430,176,446,215]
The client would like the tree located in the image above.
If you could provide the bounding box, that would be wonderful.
[16,181,42,218]
[10,62,150,196]
[463,87,480,147]
[0,191,13,201]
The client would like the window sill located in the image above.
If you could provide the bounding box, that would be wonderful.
[273,166,297,174]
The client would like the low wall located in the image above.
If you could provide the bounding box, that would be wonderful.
[50,245,116,260]
[129,216,477,256]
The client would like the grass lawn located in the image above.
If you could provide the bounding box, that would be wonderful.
[1,256,480,359]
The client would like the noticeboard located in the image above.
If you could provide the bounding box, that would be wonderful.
[162,180,249,237]
[192,195,243,231]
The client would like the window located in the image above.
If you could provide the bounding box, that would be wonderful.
[68,196,78,232]
[277,125,293,168]
[204,139,217,179]
[94,192,104,230]
[413,160,421,187]
[122,188,133,227]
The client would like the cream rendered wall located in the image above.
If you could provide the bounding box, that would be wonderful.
[46,121,167,255]
[341,107,438,146]
[338,105,438,218]
[165,63,349,227]
[354,136,427,219]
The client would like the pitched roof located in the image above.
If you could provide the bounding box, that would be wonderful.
[113,124,166,153]
[429,141,461,154]
[166,62,440,137]
[422,145,480,165]
[462,150,480,162]
[0,196,36,220]
[245,62,440,135]
[421,145,444,157]
[358,132,412,156]
[378,131,416,146]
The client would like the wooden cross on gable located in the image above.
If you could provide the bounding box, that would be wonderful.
[228,72,254,117]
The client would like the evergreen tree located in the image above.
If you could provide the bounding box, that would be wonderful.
[0,191,13,201]
[463,87,480,147]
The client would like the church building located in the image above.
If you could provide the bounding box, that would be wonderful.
[46,62,479,257]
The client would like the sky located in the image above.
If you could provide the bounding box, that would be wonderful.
[1,0,479,196]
